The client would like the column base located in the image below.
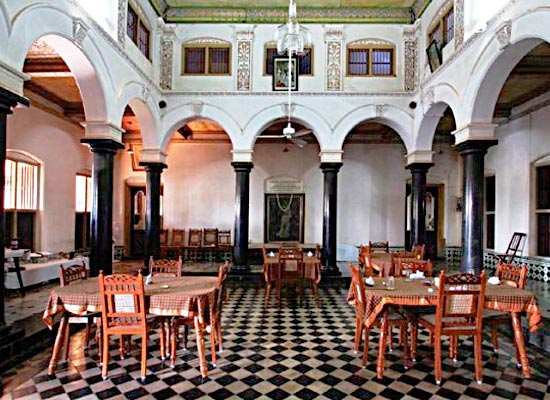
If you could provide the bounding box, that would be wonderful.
[230,264,250,274]
[322,265,342,276]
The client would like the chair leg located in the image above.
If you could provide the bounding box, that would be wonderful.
[434,333,442,385]
[210,328,217,367]
[410,322,417,362]
[354,316,363,352]
[183,325,189,350]
[102,334,110,380]
[217,322,223,353]
[85,322,91,349]
[474,333,483,384]
[62,322,71,362]
[170,319,178,368]
[361,326,370,367]
[140,335,147,382]
[491,324,499,352]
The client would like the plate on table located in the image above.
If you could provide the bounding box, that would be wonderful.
[161,285,170,289]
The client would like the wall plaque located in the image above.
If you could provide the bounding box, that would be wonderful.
[265,176,304,194]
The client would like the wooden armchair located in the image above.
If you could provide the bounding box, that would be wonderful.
[369,241,389,253]
[59,262,101,362]
[394,258,433,277]
[98,271,161,382]
[277,246,304,295]
[415,271,487,385]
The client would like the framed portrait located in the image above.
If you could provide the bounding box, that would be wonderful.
[129,143,144,171]
[426,40,442,72]
[264,193,304,243]
[272,56,298,91]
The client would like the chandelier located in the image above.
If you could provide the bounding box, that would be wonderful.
[274,0,311,137]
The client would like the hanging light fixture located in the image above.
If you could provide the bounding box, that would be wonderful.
[274,0,311,138]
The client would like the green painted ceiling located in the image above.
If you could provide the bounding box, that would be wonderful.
[150,0,431,23]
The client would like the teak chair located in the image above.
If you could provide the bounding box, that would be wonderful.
[415,271,487,385]
[186,228,203,261]
[395,258,433,277]
[492,232,526,264]
[98,271,158,382]
[394,243,426,260]
[148,256,182,277]
[161,229,185,257]
[278,246,304,292]
[59,262,101,362]
[349,264,409,363]
[369,241,389,253]
[483,261,528,357]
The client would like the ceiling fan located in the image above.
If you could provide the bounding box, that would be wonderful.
[260,122,312,148]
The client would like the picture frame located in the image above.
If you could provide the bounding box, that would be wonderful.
[426,40,442,72]
[264,193,304,243]
[272,56,298,91]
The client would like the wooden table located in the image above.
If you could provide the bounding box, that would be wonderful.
[348,277,541,379]
[43,276,218,378]
[5,248,28,293]
[263,253,321,284]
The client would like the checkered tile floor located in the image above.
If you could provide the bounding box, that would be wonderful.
[2,281,550,399]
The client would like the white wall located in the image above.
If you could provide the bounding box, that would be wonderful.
[7,106,90,252]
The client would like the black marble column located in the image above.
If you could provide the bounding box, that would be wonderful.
[456,140,497,274]
[0,87,29,327]
[232,162,253,272]
[81,139,124,277]
[406,163,433,250]
[321,162,342,275]
[141,162,166,268]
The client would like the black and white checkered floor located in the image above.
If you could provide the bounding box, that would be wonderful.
[3,281,550,400]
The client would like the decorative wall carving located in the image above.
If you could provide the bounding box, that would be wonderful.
[403,25,418,92]
[348,38,393,46]
[192,101,204,116]
[235,26,254,92]
[281,102,295,116]
[375,104,387,117]
[422,87,435,113]
[454,0,464,48]
[325,27,344,92]
[496,20,512,50]
[141,86,151,101]
[183,37,230,45]
[160,38,173,90]
[72,18,89,47]
[117,0,126,47]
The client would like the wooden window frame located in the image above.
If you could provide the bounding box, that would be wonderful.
[181,44,231,76]
[536,165,550,256]
[428,6,454,49]
[264,45,314,76]
[346,45,395,77]
[5,158,39,212]
[127,2,151,60]
[484,175,495,250]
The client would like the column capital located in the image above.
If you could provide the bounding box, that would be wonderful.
[81,121,124,142]
[453,123,497,144]
[406,150,433,165]
[81,138,124,154]
[140,148,167,165]
[319,149,343,163]
[140,162,167,172]
[405,162,434,172]
[231,161,253,172]
[232,149,253,163]
[455,139,498,155]
[0,86,29,114]
[320,162,343,173]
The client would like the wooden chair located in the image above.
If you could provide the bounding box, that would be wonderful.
[59,262,101,362]
[483,261,528,356]
[203,228,219,262]
[415,271,487,385]
[263,246,279,302]
[218,230,231,248]
[395,258,433,277]
[394,243,426,260]
[186,228,203,261]
[349,264,409,363]
[98,271,159,382]
[357,245,371,268]
[492,232,526,263]
[369,241,389,253]
[149,256,182,277]
[278,246,304,292]
[159,229,168,246]
[161,229,185,258]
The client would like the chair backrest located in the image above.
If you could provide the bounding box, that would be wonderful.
[149,256,182,277]
[396,258,433,277]
[188,229,202,247]
[203,228,219,247]
[358,247,374,277]
[411,243,426,260]
[59,262,88,286]
[218,230,231,246]
[350,263,366,316]
[279,246,303,272]
[214,261,230,316]
[495,261,527,289]
[170,229,186,246]
[98,272,147,330]
[369,241,389,253]
[436,271,487,331]
[217,261,229,288]
[315,243,321,259]
[505,232,527,259]
[159,229,168,246]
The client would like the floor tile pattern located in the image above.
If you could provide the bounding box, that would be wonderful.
[2,281,550,400]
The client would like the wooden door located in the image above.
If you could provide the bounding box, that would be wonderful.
[405,185,442,259]
[130,186,146,257]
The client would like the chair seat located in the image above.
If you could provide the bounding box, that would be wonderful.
[418,314,476,332]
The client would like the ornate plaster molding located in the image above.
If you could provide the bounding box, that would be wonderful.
[325,26,344,92]
[319,150,344,163]
[191,101,204,116]
[72,18,89,48]
[183,37,230,45]
[403,23,419,92]
[281,102,295,115]
[454,0,464,48]
[117,0,126,47]
[141,85,151,102]
[160,25,176,90]
[496,20,512,50]
[235,25,255,92]
[348,38,394,47]
[375,104,387,117]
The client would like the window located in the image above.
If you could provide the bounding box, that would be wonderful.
[429,6,454,48]
[4,158,39,250]
[536,166,550,256]
[485,176,495,250]
[265,46,313,76]
[127,3,150,59]
[75,175,92,250]
[182,45,231,75]
[346,46,394,77]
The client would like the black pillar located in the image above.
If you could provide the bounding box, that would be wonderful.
[406,163,433,250]
[232,162,253,272]
[0,87,29,327]
[321,162,342,275]
[456,140,497,274]
[141,162,166,267]
[81,139,124,277]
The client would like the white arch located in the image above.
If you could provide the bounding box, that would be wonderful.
[7,3,115,123]
[116,82,161,149]
[332,104,414,152]
[464,8,550,123]
[160,102,241,151]
[243,103,331,150]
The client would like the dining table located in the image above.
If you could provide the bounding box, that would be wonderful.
[43,275,218,378]
[347,277,541,379]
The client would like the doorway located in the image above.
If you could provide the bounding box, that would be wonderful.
[129,186,147,258]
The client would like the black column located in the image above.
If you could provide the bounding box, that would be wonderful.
[141,162,166,268]
[406,163,433,250]
[321,162,342,275]
[232,162,253,272]
[0,87,29,327]
[456,140,497,274]
[81,139,124,277]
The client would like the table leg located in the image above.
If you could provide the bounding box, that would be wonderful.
[511,312,531,378]
[13,257,25,294]
[48,313,69,376]
[376,308,389,379]
[194,316,208,378]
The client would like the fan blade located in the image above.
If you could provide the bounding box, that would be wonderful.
[290,137,307,148]
[293,129,312,137]
[259,135,285,139]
